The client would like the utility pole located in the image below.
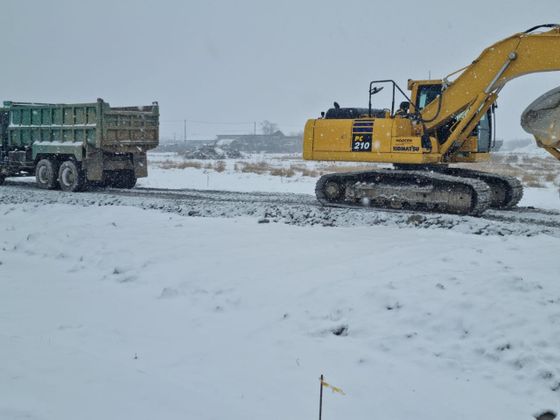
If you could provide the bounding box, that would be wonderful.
[253,121,257,136]
[184,119,187,143]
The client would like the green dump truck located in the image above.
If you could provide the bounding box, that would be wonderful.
[0,98,159,191]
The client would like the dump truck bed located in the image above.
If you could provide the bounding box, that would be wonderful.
[3,99,159,158]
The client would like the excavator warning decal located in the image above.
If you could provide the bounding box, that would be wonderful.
[352,121,373,152]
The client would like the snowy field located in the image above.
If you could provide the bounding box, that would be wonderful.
[1,151,560,420]
[138,152,330,194]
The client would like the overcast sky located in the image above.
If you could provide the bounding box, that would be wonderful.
[1,0,559,141]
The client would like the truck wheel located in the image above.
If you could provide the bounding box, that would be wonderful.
[101,171,115,188]
[120,171,137,189]
[0,174,5,185]
[35,159,59,190]
[109,170,136,189]
[58,160,86,192]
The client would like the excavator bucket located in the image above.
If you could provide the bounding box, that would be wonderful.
[521,86,560,149]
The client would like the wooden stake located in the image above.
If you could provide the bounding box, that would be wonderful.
[319,374,324,420]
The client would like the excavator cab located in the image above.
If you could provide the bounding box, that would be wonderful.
[409,79,494,153]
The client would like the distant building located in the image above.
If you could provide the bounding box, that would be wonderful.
[215,131,302,153]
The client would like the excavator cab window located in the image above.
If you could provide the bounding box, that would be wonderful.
[416,84,442,111]
[475,109,493,152]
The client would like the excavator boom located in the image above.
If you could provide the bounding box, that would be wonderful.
[420,25,560,156]
[422,25,560,129]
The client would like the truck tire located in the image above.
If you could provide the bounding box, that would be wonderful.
[35,159,59,190]
[106,170,137,189]
[0,174,5,185]
[58,160,86,192]
[119,171,137,189]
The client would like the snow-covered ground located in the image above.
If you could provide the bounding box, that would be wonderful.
[139,163,316,194]
[1,204,559,419]
[139,152,335,194]
[1,151,559,420]
[522,187,560,210]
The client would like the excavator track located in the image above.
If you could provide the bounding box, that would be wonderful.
[437,168,523,209]
[315,169,492,216]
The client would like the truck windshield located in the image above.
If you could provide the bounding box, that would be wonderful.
[416,84,442,110]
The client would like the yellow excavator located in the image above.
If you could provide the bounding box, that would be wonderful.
[303,24,560,215]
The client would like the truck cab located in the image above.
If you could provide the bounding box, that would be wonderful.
[0,107,11,151]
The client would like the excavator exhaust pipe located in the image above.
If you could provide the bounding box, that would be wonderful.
[521,86,560,148]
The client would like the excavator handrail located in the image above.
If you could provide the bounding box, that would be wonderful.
[368,79,415,117]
